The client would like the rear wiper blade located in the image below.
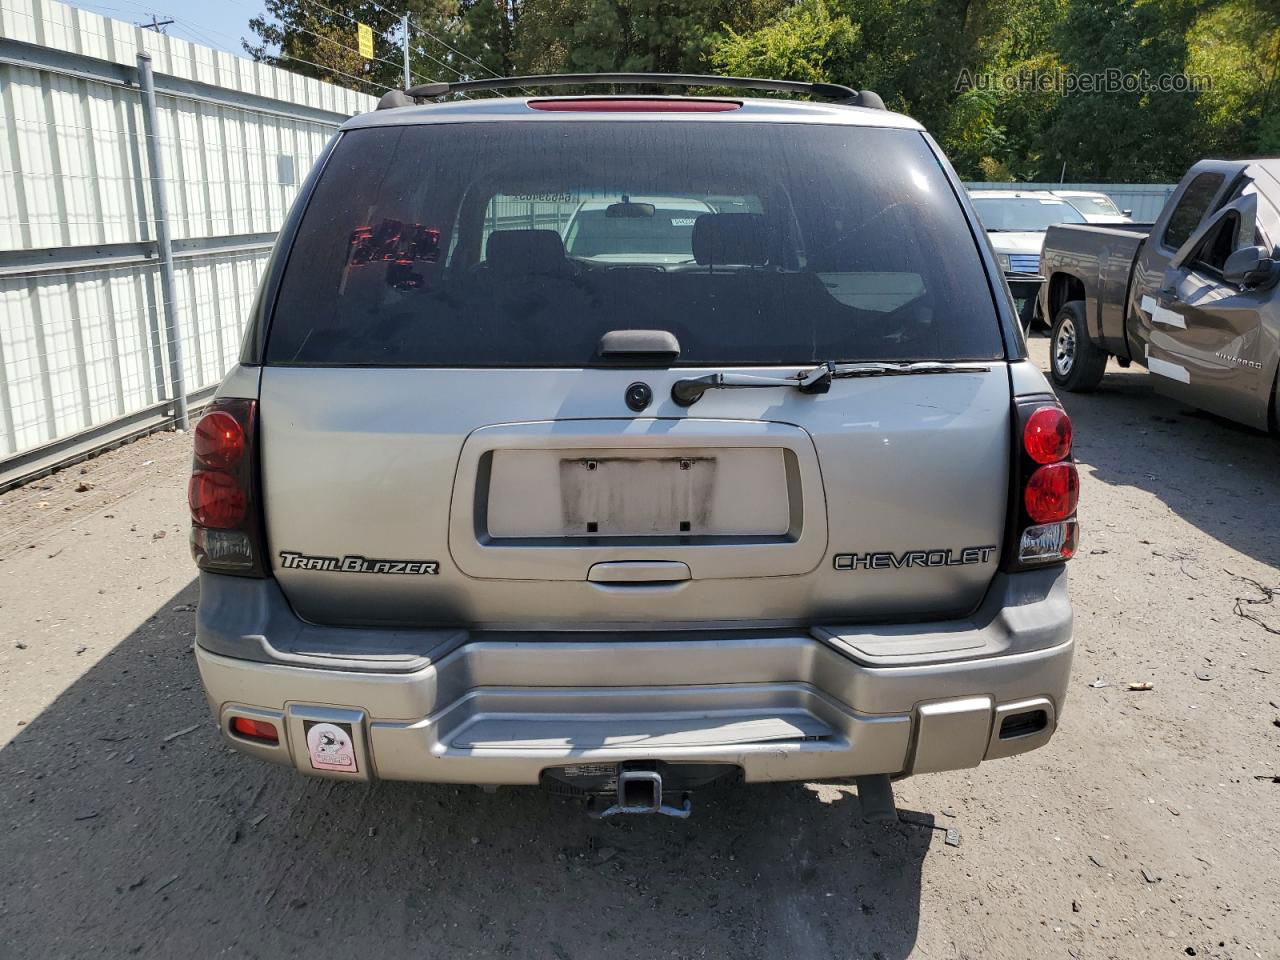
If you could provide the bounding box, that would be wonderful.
[671,361,991,406]
[824,360,993,379]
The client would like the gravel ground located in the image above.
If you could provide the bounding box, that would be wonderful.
[1,337,1278,959]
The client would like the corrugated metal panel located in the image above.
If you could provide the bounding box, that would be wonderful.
[964,182,1177,222]
[0,0,375,474]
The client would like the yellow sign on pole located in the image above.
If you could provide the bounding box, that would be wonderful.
[357,22,374,59]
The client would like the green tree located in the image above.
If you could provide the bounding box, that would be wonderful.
[246,0,503,94]
[944,87,1009,175]
[246,1,406,92]
[1188,0,1280,154]
[245,0,1278,180]
[543,0,787,75]
[712,0,859,84]
[1035,0,1202,181]
[709,0,1062,176]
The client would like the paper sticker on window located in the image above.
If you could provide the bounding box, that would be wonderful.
[305,721,357,772]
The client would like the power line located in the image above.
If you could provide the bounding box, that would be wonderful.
[349,0,400,20]
[290,0,474,95]
[405,14,534,96]
[138,14,173,32]
[292,0,363,29]
[412,21,501,81]
[151,5,392,98]
[287,17,407,76]
[271,51,394,95]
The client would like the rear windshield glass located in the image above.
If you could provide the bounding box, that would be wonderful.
[266,121,1004,366]
[1062,195,1121,216]
[971,197,1087,232]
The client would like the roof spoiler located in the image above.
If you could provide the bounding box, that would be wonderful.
[375,73,886,111]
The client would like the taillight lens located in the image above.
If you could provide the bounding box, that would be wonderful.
[1020,521,1078,563]
[193,411,245,469]
[188,399,265,577]
[1023,407,1072,465]
[188,470,247,527]
[231,716,279,743]
[1024,462,1079,523]
[1005,399,1079,570]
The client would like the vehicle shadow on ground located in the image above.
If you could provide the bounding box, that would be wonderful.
[1,581,932,960]
[1036,341,1280,570]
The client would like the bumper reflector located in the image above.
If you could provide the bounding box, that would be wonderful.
[231,716,279,743]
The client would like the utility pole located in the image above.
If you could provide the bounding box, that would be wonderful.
[139,15,174,33]
[401,13,411,89]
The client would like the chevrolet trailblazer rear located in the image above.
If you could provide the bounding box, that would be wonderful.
[191,75,1077,819]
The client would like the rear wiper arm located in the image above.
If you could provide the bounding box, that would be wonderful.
[671,361,991,406]
[671,365,833,406]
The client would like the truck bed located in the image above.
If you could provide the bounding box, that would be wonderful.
[1039,222,1151,350]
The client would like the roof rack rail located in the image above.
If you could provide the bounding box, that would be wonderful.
[375,73,886,111]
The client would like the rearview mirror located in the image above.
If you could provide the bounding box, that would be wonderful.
[1223,245,1278,288]
[605,200,655,219]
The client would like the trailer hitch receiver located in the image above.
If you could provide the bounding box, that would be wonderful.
[589,767,692,819]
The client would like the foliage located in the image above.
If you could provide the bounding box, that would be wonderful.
[246,0,1280,182]
[1188,0,1280,156]
[1033,0,1202,181]
[712,0,859,85]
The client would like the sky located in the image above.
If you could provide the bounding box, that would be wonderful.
[65,0,267,58]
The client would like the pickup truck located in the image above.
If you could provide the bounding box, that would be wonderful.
[1038,159,1280,430]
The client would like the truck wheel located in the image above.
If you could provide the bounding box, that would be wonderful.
[1048,301,1107,393]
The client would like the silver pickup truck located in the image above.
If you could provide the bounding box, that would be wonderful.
[1038,159,1280,429]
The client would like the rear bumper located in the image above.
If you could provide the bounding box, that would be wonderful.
[195,567,1073,785]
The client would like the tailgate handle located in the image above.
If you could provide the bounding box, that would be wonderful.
[597,329,681,365]
[587,561,691,584]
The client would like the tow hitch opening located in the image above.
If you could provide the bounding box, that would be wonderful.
[588,764,693,819]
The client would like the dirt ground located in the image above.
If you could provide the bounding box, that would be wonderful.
[2,336,1278,960]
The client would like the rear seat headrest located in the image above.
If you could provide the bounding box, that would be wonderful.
[485,229,568,272]
[692,213,767,266]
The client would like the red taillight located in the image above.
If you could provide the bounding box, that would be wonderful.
[527,98,741,112]
[1023,407,1072,465]
[1005,400,1079,570]
[1024,462,1079,523]
[188,398,263,576]
[231,716,278,743]
[193,410,245,469]
[189,470,247,527]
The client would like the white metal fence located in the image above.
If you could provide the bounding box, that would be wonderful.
[0,0,374,486]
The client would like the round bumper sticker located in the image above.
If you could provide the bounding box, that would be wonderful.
[304,721,357,772]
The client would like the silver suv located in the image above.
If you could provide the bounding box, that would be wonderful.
[190,74,1077,819]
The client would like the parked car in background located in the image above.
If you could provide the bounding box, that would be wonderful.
[190,74,1078,820]
[970,190,1088,327]
[1051,190,1134,224]
[562,196,715,264]
[1039,158,1280,430]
